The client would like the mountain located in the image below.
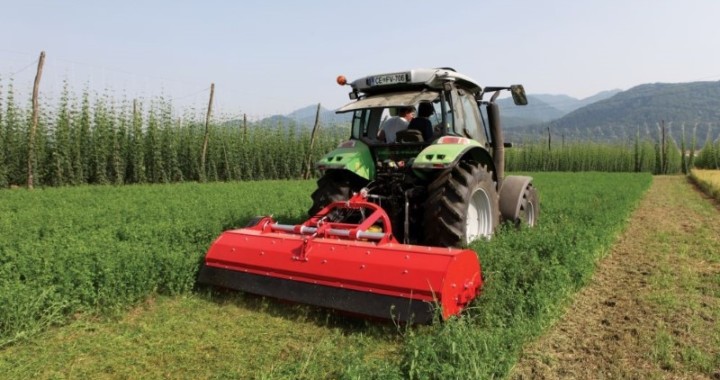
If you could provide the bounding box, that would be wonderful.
[509,81,720,144]
[286,104,352,126]
[498,96,565,128]
[531,94,582,114]
[576,89,622,108]
[498,90,619,128]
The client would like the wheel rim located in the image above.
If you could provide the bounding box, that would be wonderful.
[523,200,536,227]
[466,188,493,243]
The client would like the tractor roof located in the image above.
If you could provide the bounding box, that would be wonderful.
[348,68,482,96]
[336,91,439,113]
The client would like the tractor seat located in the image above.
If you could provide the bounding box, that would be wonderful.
[395,129,424,143]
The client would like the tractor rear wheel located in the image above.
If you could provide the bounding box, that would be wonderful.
[423,161,499,247]
[308,170,367,217]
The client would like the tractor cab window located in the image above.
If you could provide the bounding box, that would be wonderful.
[351,108,385,142]
[340,91,441,143]
[457,90,486,145]
[351,109,368,138]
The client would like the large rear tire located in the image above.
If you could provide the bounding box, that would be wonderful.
[308,171,367,217]
[423,161,499,247]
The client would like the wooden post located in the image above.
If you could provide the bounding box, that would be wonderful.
[303,103,322,179]
[200,83,214,182]
[547,126,552,152]
[222,139,230,181]
[660,120,668,174]
[689,123,698,169]
[27,51,46,189]
[242,113,247,143]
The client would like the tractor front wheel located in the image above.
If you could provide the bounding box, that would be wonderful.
[517,183,539,227]
[423,161,499,247]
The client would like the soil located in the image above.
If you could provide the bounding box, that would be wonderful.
[511,176,720,379]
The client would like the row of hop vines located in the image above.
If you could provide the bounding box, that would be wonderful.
[506,122,720,174]
[0,78,347,188]
[1,75,718,189]
[692,135,720,170]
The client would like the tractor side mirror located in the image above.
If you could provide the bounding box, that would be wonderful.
[510,85,528,106]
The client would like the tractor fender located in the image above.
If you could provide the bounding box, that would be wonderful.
[412,141,492,169]
[412,142,496,181]
[499,175,534,222]
[314,140,374,180]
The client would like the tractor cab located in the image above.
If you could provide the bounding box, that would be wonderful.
[333,68,503,176]
[198,67,538,325]
[336,68,490,147]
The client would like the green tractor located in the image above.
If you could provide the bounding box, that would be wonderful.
[310,68,538,248]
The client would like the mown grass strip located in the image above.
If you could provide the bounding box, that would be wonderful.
[0,293,400,379]
[641,177,720,376]
[510,176,720,379]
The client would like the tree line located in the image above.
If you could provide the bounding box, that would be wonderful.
[1,76,718,190]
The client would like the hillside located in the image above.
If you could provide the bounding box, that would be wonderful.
[493,90,620,128]
[509,81,720,145]
[552,81,720,129]
[498,96,565,128]
[288,104,353,125]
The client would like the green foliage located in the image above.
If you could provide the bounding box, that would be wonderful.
[693,135,719,169]
[2,79,26,186]
[385,172,653,379]
[0,173,652,380]
[0,83,347,188]
[0,181,314,346]
[506,140,670,173]
[0,76,6,187]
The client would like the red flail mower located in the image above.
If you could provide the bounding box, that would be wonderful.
[198,193,482,323]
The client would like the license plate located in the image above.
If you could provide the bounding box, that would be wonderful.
[367,72,408,86]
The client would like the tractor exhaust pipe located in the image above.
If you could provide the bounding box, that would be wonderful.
[487,102,504,187]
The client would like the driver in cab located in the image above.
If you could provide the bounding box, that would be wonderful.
[377,106,415,143]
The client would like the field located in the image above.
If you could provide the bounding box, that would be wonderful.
[0,172,653,378]
[513,176,720,378]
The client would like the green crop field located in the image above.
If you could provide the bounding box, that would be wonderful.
[0,172,652,379]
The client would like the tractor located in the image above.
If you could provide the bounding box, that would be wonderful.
[309,67,538,247]
[198,68,538,323]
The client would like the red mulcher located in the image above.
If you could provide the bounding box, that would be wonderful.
[198,193,482,323]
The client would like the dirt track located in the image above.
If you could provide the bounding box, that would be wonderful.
[511,176,720,379]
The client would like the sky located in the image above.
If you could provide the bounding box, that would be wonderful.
[2,0,720,119]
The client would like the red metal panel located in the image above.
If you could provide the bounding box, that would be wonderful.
[202,195,483,320]
[204,229,482,319]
